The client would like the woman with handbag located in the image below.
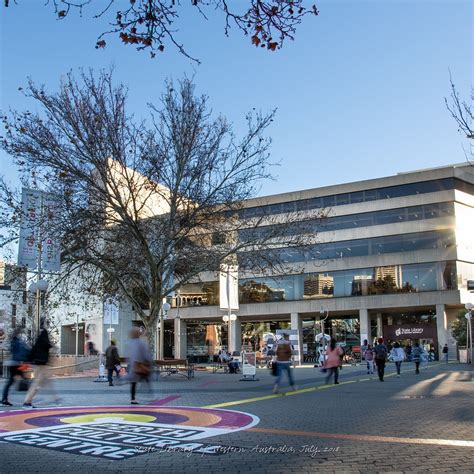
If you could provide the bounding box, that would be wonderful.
[126,327,153,404]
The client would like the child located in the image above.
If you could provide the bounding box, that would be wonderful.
[365,345,374,374]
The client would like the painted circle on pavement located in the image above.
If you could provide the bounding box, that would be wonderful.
[0,405,258,433]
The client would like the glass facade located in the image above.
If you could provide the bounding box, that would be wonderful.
[239,261,457,303]
[243,230,455,265]
[240,202,454,240]
[176,261,457,307]
[239,178,471,218]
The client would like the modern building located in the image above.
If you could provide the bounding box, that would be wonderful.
[163,163,474,362]
[0,262,31,348]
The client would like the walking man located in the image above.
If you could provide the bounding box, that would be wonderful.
[273,333,296,393]
[373,337,388,382]
[2,327,30,406]
[105,340,121,386]
[412,342,423,374]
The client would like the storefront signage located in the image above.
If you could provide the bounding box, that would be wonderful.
[0,405,259,460]
[383,324,437,340]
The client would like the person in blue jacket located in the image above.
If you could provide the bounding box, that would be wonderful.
[2,327,30,406]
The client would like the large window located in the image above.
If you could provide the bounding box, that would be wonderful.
[240,177,470,219]
[248,230,455,265]
[237,261,457,304]
[240,202,455,240]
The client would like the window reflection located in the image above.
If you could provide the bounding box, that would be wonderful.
[241,178,468,218]
[240,202,455,240]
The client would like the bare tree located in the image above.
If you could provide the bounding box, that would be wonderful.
[445,76,473,162]
[4,1,318,61]
[0,70,325,353]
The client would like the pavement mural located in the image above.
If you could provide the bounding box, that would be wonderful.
[0,405,259,460]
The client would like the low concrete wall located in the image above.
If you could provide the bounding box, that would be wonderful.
[47,355,100,376]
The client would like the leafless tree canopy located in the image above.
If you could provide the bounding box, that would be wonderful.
[4,1,318,61]
[0,70,323,348]
[445,76,473,162]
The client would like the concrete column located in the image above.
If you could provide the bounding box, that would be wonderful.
[376,312,383,339]
[359,308,370,346]
[174,318,187,359]
[436,304,456,360]
[229,318,241,354]
[291,312,303,365]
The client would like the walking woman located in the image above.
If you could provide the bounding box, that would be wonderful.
[126,327,153,404]
[391,342,405,377]
[324,339,343,385]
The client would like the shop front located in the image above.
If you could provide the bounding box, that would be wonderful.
[383,323,438,358]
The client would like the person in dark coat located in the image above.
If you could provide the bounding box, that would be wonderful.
[2,327,30,406]
[23,323,59,408]
[105,340,121,386]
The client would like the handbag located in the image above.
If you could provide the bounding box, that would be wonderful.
[17,379,30,392]
[271,361,278,376]
[134,361,151,376]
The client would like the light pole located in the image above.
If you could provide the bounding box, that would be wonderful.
[159,301,171,360]
[465,303,473,364]
[28,278,49,340]
[319,307,329,364]
[223,313,237,353]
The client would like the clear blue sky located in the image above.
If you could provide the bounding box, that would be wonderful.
[0,0,472,199]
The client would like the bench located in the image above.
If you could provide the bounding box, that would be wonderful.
[154,359,195,379]
[212,362,229,373]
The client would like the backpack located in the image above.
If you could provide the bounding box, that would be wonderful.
[374,344,387,361]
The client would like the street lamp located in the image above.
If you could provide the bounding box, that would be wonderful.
[223,313,237,353]
[28,278,49,340]
[318,307,330,364]
[465,303,473,364]
[158,301,171,360]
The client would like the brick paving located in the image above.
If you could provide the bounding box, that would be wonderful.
[0,362,472,473]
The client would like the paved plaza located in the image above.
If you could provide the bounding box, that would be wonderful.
[0,362,472,473]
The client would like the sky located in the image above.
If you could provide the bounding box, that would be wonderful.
[0,0,472,201]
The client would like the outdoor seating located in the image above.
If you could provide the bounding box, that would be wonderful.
[154,359,195,379]
[212,361,229,373]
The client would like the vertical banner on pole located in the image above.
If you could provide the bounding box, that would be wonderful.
[41,192,61,272]
[18,188,61,272]
[103,299,119,325]
[219,264,239,310]
[18,188,42,269]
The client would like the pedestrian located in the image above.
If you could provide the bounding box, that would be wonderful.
[126,327,153,404]
[373,337,388,382]
[442,343,449,363]
[2,327,30,406]
[23,321,60,408]
[323,338,344,385]
[273,333,296,393]
[105,340,121,386]
[391,342,405,377]
[412,342,423,374]
[361,339,368,361]
[364,344,375,374]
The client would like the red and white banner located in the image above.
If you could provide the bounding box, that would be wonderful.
[17,188,42,269]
